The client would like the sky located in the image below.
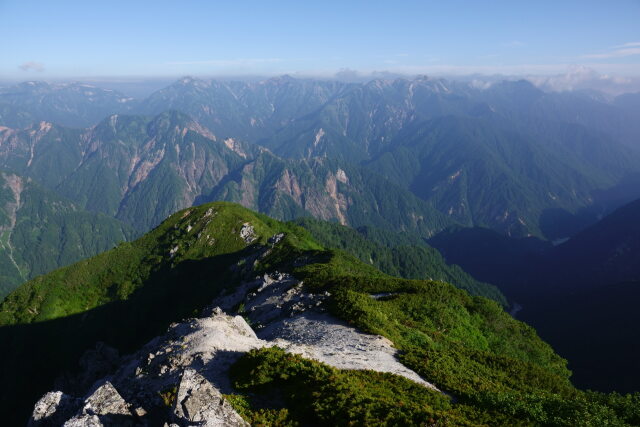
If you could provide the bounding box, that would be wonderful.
[1,0,640,81]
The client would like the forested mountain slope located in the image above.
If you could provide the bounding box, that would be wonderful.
[295,216,506,305]
[548,198,640,292]
[431,198,640,298]
[0,171,132,299]
[0,112,455,237]
[367,115,640,236]
[0,112,247,231]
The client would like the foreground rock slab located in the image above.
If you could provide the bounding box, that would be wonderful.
[173,368,248,426]
[30,268,437,425]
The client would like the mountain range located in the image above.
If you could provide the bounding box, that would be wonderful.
[0,81,135,128]
[2,76,639,239]
[0,111,452,237]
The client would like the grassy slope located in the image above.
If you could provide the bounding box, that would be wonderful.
[0,201,318,325]
[294,216,507,306]
[249,248,639,425]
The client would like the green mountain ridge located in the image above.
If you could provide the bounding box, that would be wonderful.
[0,111,249,231]
[1,202,639,426]
[133,77,640,237]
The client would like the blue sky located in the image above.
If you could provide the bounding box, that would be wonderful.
[1,0,639,80]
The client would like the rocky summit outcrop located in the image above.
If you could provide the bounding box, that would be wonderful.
[173,369,248,427]
[216,272,437,388]
[29,269,436,426]
[29,382,133,427]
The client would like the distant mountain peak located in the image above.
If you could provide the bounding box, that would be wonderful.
[174,76,211,89]
[266,74,296,85]
[21,81,50,88]
[178,76,197,85]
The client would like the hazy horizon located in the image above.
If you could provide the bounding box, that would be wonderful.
[2,65,640,98]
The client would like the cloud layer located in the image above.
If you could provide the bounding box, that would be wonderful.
[19,61,45,72]
[583,42,640,59]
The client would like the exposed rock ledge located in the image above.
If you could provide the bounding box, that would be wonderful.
[30,272,436,426]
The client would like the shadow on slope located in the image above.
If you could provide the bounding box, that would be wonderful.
[0,249,248,426]
[539,172,640,240]
[519,281,640,393]
[430,197,640,393]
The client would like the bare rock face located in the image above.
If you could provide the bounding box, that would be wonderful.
[268,232,285,245]
[173,369,248,426]
[29,391,80,426]
[63,414,102,427]
[62,382,135,426]
[82,382,133,418]
[31,392,65,422]
[213,271,438,389]
[239,222,257,243]
[29,311,259,426]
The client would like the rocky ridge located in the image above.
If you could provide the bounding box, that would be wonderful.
[29,232,436,426]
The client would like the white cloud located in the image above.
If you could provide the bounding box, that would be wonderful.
[19,61,44,72]
[613,41,640,49]
[526,65,640,95]
[583,42,640,59]
[323,63,640,94]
